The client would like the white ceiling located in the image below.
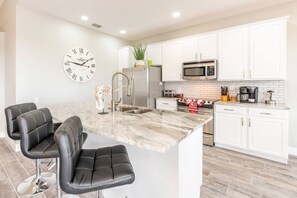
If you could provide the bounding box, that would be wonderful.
[18,0,293,41]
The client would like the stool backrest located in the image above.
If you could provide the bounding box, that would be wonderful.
[17,108,54,158]
[4,103,37,140]
[54,116,84,187]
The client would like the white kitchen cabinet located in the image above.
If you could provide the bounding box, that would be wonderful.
[248,116,288,158]
[182,37,198,62]
[218,26,249,80]
[118,47,133,100]
[162,41,183,82]
[249,18,287,80]
[156,98,177,111]
[214,104,289,163]
[215,112,246,149]
[197,33,217,60]
[146,44,162,65]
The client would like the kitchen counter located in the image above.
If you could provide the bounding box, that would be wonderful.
[215,101,290,110]
[49,102,212,153]
[49,101,209,198]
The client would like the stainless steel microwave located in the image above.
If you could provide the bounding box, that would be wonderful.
[182,60,217,80]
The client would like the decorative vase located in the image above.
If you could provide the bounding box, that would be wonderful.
[135,60,145,66]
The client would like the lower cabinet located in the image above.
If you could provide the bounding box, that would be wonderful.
[215,113,246,149]
[214,104,289,163]
[248,116,288,158]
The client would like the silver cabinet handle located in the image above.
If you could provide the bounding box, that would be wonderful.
[162,103,169,105]
[224,109,234,111]
[260,112,272,115]
[249,118,251,127]
[242,117,244,126]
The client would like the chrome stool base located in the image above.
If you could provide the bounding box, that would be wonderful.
[16,172,56,196]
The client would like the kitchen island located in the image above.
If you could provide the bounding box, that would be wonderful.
[49,102,212,198]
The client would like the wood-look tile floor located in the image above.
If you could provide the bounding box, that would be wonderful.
[201,146,297,198]
[1,137,297,198]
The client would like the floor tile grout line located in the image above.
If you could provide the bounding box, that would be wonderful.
[0,158,20,197]
[3,139,49,198]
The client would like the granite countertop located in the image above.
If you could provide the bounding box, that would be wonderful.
[49,102,212,153]
[215,101,290,110]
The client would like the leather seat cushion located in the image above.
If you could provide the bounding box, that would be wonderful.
[71,145,135,193]
[30,134,59,158]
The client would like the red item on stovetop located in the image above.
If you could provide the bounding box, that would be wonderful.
[184,98,205,113]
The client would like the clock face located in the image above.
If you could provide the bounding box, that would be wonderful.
[63,47,96,82]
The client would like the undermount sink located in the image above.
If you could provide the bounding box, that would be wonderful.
[125,109,153,114]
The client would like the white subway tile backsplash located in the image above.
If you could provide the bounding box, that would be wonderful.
[165,80,285,103]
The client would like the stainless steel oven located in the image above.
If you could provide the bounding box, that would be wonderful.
[182,60,217,80]
[177,99,216,146]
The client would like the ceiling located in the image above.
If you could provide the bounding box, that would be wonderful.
[18,0,293,41]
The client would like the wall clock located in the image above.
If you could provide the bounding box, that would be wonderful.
[63,47,96,82]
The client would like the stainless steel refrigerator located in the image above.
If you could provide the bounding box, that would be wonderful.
[122,66,163,109]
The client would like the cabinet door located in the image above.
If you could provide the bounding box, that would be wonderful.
[182,37,198,62]
[197,33,217,60]
[218,27,249,80]
[250,19,286,80]
[162,41,183,82]
[118,47,132,100]
[248,117,288,157]
[146,44,162,65]
[215,113,246,149]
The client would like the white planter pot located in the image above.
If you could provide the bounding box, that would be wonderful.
[135,60,145,66]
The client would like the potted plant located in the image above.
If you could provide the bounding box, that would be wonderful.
[132,44,147,66]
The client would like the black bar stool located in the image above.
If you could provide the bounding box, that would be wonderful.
[17,108,60,196]
[54,116,135,198]
[4,103,60,196]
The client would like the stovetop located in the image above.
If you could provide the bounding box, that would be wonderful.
[177,98,219,108]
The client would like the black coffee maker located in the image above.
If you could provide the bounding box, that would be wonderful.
[239,86,258,103]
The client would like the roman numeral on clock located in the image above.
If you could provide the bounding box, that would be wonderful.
[80,76,83,82]
[72,74,77,80]
[90,70,94,74]
[72,49,77,54]
[91,64,95,68]
[79,48,83,53]
[66,68,72,74]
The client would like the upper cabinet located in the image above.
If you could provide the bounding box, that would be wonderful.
[162,40,183,82]
[218,26,249,80]
[250,19,286,80]
[118,47,132,71]
[146,44,162,65]
[182,37,198,62]
[197,33,218,60]
[218,17,287,81]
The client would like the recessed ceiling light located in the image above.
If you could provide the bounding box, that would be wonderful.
[120,30,126,34]
[81,16,89,21]
[172,12,181,18]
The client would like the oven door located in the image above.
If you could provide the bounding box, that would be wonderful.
[183,65,206,80]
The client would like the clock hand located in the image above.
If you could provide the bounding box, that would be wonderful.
[81,58,92,66]
[70,61,82,66]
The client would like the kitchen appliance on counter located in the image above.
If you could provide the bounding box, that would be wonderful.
[177,98,218,146]
[182,60,217,80]
[239,86,258,103]
[163,90,176,98]
[122,66,163,109]
[265,90,277,105]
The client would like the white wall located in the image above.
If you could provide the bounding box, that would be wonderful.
[136,1,297,150]
[15,6,130,106]
[0,0,17,107]
[0,32,4,137]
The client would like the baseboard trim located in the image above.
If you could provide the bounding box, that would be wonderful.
[289,147,297,156]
